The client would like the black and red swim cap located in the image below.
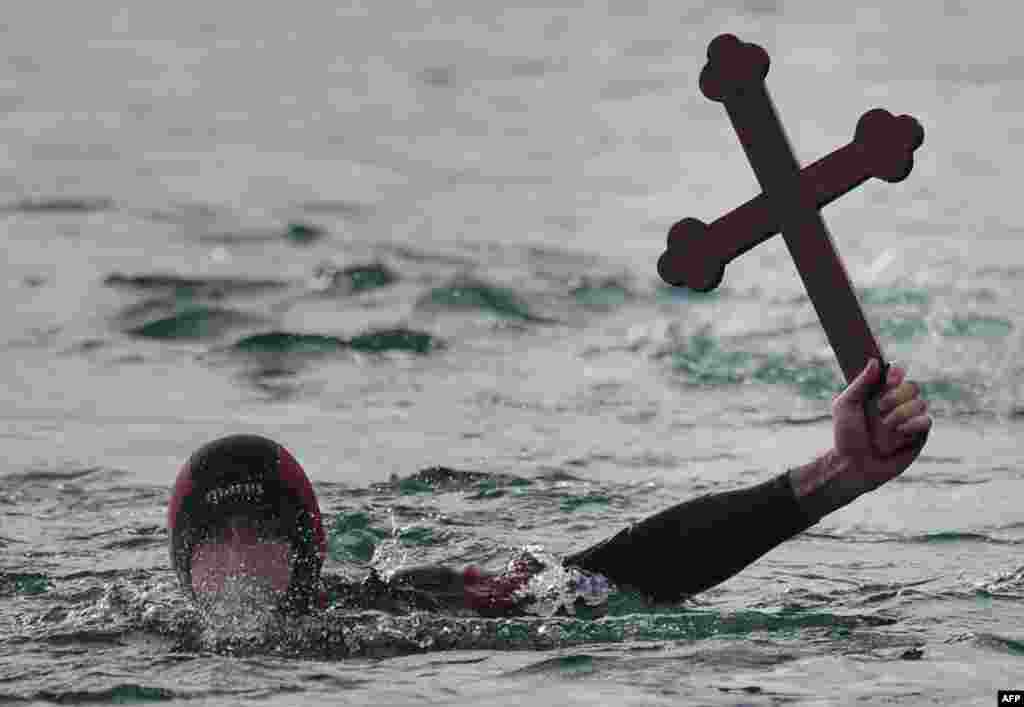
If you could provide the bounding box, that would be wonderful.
[167,434,326,613]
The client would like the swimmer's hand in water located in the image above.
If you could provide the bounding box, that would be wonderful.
[388,565,467,610]
[388,560,536,617]
[789,359,932,520]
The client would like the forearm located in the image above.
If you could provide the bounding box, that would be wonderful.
[564,451,861,602]
[786,448,868,522]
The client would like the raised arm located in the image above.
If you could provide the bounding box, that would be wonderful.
[564,360,931,602]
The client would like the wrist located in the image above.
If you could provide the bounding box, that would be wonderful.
[787,449,868,521]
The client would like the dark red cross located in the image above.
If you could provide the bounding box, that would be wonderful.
[657,34,924,387]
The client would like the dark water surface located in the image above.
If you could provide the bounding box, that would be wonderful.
[2,1,1023,705]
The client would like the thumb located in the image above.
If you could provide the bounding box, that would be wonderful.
[834,358,881,409]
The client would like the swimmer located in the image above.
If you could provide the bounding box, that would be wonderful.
[168,359,931,617]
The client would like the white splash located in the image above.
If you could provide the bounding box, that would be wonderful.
[515,546,613,617]
[195,574,283,641]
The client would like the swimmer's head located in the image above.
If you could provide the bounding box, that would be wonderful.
[167,434,326,614]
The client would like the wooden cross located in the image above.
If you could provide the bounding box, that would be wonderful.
[657,34,924,388]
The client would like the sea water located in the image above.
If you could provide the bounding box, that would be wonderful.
[2,1,1023,705]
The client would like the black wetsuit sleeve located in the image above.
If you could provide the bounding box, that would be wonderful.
[562,471,817,602]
